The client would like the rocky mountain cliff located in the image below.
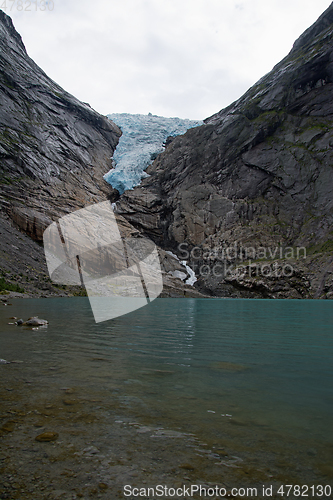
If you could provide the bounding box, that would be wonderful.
[116,3,333,299]
[0,10,122,240]
[2,6,333,300]
[0,10,122,295]
[0,11,201,298]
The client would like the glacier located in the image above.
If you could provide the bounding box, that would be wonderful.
[104,113,203,194]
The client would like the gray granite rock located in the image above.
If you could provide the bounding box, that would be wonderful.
[116,4,333,299]
[0,12,197,298]
[0,10,121,240]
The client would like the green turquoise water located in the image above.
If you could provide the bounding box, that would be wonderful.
[1,297,332,477]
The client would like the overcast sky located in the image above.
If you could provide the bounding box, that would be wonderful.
[7,0,332,120]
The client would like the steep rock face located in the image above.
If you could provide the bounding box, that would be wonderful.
[0,10,121,240]
[116,4,333,299]
[0,11,203,298]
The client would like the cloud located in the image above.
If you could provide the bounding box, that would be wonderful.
[8,0,333,119]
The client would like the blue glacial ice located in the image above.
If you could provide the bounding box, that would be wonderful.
[104,113,203,194]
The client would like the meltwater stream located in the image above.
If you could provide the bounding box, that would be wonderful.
[1,298,333,487]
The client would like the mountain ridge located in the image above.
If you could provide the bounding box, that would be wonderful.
[0,9,122,239]
[0,10,202,298]
[1,7,333,299]
[0,10,122,296]
[115,3,333,299]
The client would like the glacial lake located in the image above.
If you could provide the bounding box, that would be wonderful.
[1,297,333,487]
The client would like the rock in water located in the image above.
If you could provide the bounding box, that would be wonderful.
[24,317,48,326]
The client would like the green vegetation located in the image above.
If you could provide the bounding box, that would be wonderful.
[0,172,26,185]
[53,283,88,296]
[307,240,333,255]
[71,287,88,297]
[252,109,285,124]
[0,277,24,293]
[319,240,333,252]
[241,97,262,120]
[0,174,13,185]
[0,73,16,90]
[0,128,20,148]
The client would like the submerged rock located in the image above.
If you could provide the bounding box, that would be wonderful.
[35,432,59,442]
[1,421,15,432]
[63,399,78,406]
